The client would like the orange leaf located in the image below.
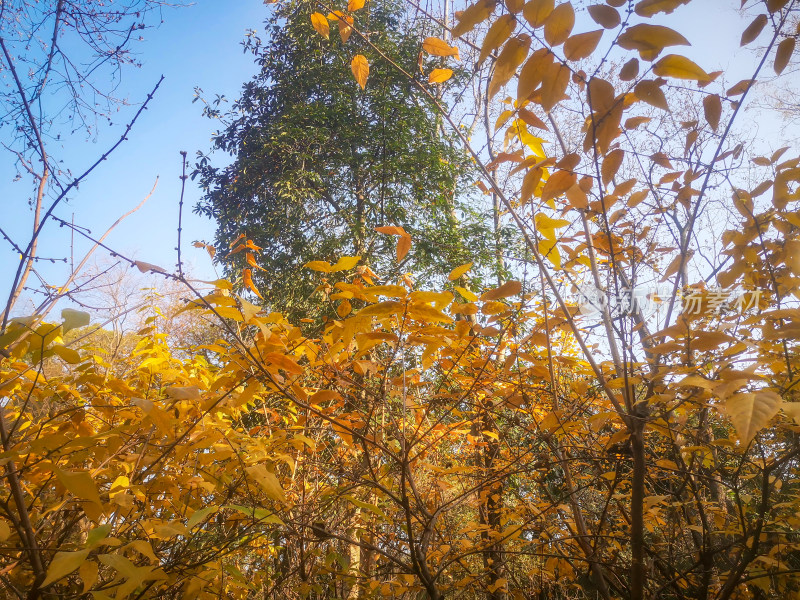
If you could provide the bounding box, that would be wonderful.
[481,280,522,301]
[243,268,263,299]
[397,235,412,261]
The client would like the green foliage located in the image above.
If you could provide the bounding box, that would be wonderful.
[194,0,494,320]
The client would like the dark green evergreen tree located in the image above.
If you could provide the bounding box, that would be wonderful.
[194,0,493,320]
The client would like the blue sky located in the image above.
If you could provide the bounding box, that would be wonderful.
[1,0,267,308]
[1,1,792,314]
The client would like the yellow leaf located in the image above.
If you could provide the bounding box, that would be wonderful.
[455,286,479,301]
[448,262,473,280]
[246,465,286,502]
[543,3,574,47]
[79,560,98,593]
[351,54,369,89]
[243,268,263,299]
[535,213,570,240]
[109,475,129,498]
[480,14,516,63]
[362,284,408,299]
[741,14,767,46]
[774,38,795,75]
[53,345,82,364]
[42,550,90,587]
[782,402,800,425]
[587,4,620,29]
[348,0,365,10]
[618,24,690,60]
[0,520,9,542]
[359,301,404,318]
[522,0,554,28]
[538,238,562,268]
[55,468,102,507]
[723,391,781,444]
[408,304,452,323]
[396,235,412,261]
[338,17,354,43]
[452,0,495,37]
[489,35,531,97]
[310,12,329,38]
[422,37,460,58]
[428,68,454,83]
[564,29,603,61]
[634,0,690,17]
[481,281,522,301]
[166,386,202,400]
[305,260,332,273]
[330,256,361,272]
[653,54,710,81]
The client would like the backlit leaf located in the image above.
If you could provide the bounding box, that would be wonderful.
[723,391,782,444]
[480,14,516,63]
[351,54,369,89]
[653,54,710,81]
[304,260,332,272]
[489,35,531,98]
[522,0,554,27]
[423,37,460,58]
[55,469,102,507]
[564,29,603,61]
[428,68,454,83]
[243,268,263,299]
[449,262,473,280]
[587,4,620,29]
[330,256,361,272]
[634,79,669,110]
[618,24,690,60]
[310,12,329,38]
[452,0,495,37]
[601,149,624,186]
[634,0,690,17]
[481,281,522,301]
[396,235,412,261]
[543,3,575,47]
